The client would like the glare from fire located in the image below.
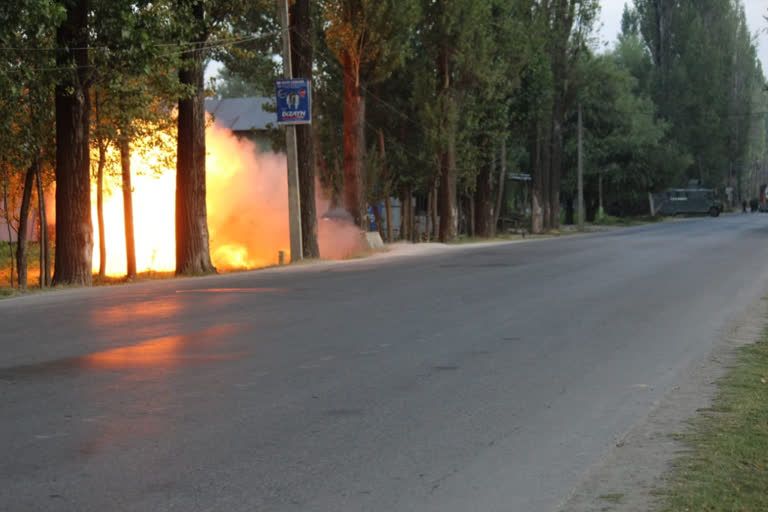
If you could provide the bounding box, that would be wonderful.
[91,134,177,276]
[91,121,362,277]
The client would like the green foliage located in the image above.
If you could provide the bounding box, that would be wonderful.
[0,0,62,175]
[213,1,281,97]
[212,67,268,98]
[321,0,421,86]
[90,0,185,165]
[634,0,766,194]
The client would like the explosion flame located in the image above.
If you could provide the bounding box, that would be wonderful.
[91,122,361,276]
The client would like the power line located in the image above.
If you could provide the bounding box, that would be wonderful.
[0,30,281,53]
[0,32,280,76]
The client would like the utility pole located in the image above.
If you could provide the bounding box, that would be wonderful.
[577,102,584,231]
[279,0,303,262]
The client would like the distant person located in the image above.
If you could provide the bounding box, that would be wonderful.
[750,198,759,213]
[742,200,748,214]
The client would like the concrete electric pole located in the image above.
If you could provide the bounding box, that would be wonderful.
[279,0,303,262]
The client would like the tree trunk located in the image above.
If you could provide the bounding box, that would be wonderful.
[425,187,432,242]
[547,0,576,231]
[2,174,14,288]
[439,134,458,242]
[549,97,565,230]
[400,189,410,241]
[564,194,574,225]
[36,167,50,287]
[342,50,366,227]
[431,181,438,240]
[119,137,137,279]
[290,0,319,258]
[176,0,215,275]
[53,0,92,286]
[474,157,493,238]
[97,140,106,278]
[406,190,413,241]
[492,139,506,237]
[549,50,570,229]
[377,129,393,243]
[94,90,107,279]
[16,162,37,288]
[541,117,552,231]
[531,119,545,233]
[468,193,475,238]
[408,186,416,242]
[437,48,458,242]
[648,191,656,216]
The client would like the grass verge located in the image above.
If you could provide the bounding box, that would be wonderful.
[654,337,768,511]
[593,214,665,227]
[0,241,43,288]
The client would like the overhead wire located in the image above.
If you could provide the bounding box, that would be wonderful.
[0,30,282,74]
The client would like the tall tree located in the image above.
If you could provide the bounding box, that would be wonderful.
[53,0,93,286]
[529,0,597,232]
[468,0,531,238]
[176,0,216,275]
[418,0,484,241]
[290,0,320,258]
[634,0,765,194]
[175,0,252,274]
[561,50,685,219]
[418,0,525,241]
[0,0,61,288]
[322,0,421,227]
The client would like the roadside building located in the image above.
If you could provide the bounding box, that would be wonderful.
[204,97,275,153]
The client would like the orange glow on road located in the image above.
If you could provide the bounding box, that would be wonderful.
[83,334,185,368]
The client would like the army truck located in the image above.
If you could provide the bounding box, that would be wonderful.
[657,188,722,217]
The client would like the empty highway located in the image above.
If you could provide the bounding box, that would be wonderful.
[2,214,768,511]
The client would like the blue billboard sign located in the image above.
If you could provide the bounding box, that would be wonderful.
[275,78,311,125]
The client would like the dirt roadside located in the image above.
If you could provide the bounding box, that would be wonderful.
[556,294,768,512]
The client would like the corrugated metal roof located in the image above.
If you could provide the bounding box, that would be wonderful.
[204,97,275,132]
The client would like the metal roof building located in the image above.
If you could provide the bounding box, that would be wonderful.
[204,97,276,152]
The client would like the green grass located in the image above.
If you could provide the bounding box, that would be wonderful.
[593,214,665,227]
[599,493,625,504]
[655,338,768,511]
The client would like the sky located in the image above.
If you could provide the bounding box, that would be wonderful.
[597,0,768,72]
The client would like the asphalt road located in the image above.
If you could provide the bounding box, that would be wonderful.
[3,214,768,512]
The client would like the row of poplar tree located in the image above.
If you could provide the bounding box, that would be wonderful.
[1,0,766,287]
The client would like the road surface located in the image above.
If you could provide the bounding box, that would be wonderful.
[2,215,768,512]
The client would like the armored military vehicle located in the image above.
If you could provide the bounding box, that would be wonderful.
[657,188,722,217]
